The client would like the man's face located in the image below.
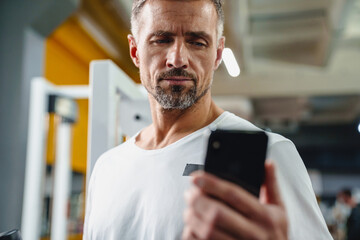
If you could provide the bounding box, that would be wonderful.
[129,0,224,110]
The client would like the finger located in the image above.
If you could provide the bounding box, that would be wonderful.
[183,206,245,240]
[183,207,213,239]
[185,187,265,239]
[207,230,238,240]
[264,161,284,208]
[191,171,265,219]
[182,226,198,240]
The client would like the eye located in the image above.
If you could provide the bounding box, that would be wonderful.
[190,41,206,47]
[187,39,207,48]
[152,38,172,44]
[156,39,170,44]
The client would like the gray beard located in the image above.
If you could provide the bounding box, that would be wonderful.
[153,84,209,110]
[142,67,210,110]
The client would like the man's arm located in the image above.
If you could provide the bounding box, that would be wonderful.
[182,162,288,240]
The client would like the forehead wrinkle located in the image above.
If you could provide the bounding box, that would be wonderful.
[151,1,215,19]
[142,2,217,36]
[141,0,217,25]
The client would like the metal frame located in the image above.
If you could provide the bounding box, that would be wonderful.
[22,59,150,240]
[21,77,88,240]
[51,120,72,240]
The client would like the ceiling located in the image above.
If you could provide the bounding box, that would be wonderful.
[213,0,360,130]
[78,0,360,132]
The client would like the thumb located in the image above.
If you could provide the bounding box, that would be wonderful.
[262,161,284,208]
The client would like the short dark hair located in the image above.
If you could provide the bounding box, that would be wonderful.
[131,0,224,40]
[341,188,352,197]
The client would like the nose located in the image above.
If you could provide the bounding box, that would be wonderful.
[166,40,189,69]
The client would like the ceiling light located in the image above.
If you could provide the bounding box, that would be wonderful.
[222,48,240,77]
[358,122,360,133]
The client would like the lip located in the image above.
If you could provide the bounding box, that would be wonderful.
[163,77,192,81]
[161,78,194,86]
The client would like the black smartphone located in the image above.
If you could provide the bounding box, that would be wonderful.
[204,129,268,198]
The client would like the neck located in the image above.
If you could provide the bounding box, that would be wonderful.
[135,92,224,149]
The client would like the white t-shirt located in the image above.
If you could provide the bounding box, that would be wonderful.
[83,112,332,240]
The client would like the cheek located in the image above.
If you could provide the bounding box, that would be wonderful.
[138,53,165,86]
[195,52,217,75]
[139,50,165,72]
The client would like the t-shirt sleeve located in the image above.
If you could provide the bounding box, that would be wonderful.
[82,155,102,240]
[268,140,332,240]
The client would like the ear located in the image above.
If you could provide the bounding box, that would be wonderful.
[214,36,225,70]
[128,34,140,68]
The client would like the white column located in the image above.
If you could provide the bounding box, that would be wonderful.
[21,78,49,240]
[50,119,72,240]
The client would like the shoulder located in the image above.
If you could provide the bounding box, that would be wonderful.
[216,112,300,166]
[217,111,291,146]
[91,138,135,177]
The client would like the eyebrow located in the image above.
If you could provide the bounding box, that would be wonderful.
[148,31,212,43]
[185,31,211,42]
[148,31,176,39]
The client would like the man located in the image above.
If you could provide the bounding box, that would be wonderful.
[347,198,360,240]
[83,0,332,239]
[335,189,360,240]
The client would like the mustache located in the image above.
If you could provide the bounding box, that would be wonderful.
[157,68,197,82]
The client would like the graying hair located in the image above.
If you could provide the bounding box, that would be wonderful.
[131,0,224,41]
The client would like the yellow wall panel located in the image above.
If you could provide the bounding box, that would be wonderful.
[71,99,89,173]
[51,17,109,64]
[46,114,56,163]
[45,37,89,85]
[44,16,112,173]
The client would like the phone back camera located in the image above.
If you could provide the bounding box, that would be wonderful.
[212,141,221,149]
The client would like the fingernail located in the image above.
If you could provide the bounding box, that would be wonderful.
[194,178,205,188]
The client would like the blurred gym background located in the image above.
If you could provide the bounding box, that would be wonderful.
[0,0,359,239]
